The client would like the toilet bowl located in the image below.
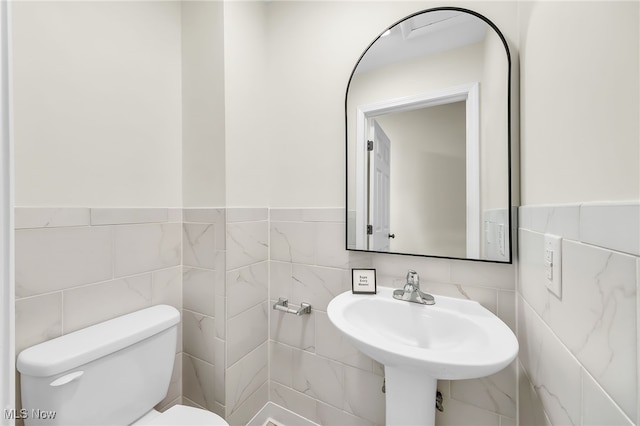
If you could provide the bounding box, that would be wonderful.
[17,305,229,426]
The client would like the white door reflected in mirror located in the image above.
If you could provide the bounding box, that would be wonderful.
[369,119,391,251]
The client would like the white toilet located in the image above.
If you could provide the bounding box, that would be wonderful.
[17,305,228,426]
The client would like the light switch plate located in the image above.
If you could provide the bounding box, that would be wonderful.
[544,234,562,298]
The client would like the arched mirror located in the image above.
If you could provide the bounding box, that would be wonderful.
[346,7,514,263]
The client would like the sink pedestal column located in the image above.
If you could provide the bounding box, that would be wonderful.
[385,366,438,426]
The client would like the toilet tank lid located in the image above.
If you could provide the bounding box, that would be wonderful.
[17,305,180,377]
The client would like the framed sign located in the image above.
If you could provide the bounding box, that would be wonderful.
[352,268,377,294]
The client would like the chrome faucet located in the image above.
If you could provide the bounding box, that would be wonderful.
[393,270,435,305]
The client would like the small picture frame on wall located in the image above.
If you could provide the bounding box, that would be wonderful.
[352,268,377,294]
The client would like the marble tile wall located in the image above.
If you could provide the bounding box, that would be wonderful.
[25,204,631,426]
[224,208,269,426]
[517,202,639,426]
[14,206,269,426]
[182,208,226,417]
[269,208,517,426]
[14,207,183,411]
[182,207,269,425]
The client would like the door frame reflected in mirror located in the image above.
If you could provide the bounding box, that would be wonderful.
[354,83,480,257]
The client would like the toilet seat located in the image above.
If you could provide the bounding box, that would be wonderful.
[136,405,229,426]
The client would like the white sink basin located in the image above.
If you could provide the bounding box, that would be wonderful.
[327,286,518,425]
[328,286,518,379]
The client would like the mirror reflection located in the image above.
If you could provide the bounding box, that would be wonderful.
[346,8,512,262]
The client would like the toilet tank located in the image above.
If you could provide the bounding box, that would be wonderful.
[17,305,180,426]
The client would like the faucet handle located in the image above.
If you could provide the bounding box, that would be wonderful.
[406,270,419,289]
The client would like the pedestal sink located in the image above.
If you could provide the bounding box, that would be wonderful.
[327,287,518,426]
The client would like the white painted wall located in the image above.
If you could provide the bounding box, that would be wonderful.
[17,0,636,209]
[265,1,409,208]
[11,1,183,207]
[182,1,226,208]
[519,1,639,205]
[265,1,518,208]
[9,0,526,210]
[224,1,269,207]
